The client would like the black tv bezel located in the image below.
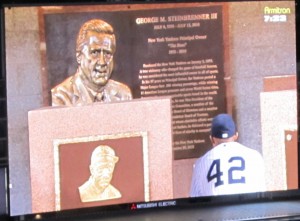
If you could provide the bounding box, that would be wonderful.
[0,0,299,220]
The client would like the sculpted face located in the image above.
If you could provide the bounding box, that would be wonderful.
[77,31,115,89]
[90,158,116,190]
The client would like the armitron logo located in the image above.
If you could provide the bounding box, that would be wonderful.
[264,7,291,14]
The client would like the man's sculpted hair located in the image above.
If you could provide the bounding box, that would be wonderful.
[76,19,116,52]
[91,145,119,165]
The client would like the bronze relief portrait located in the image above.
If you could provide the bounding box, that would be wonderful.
[78,145,122,203]
[53,132,149,211]
[51,19,133,106]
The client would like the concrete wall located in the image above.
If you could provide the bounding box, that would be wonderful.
[5,7,42,215]
[229,1,296,152]
[261,91,297,191]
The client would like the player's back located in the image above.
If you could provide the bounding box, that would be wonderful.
[190,141,265,197]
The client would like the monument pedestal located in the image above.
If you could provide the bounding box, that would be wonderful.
[28,97,173,213]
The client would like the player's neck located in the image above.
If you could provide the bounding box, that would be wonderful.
[211,137,237,147]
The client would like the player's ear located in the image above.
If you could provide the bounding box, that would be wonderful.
[233,132,239,141]
[76,52,82,64]
[210,135,215,146]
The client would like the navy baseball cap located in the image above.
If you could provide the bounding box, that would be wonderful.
[211,113,236,139]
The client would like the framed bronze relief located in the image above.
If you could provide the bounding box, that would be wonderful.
[53,132,149,211]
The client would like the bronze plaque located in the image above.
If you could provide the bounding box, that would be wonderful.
[45,5,225,160]
[54,132,149,211]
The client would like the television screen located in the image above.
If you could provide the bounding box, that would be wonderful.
[3,0,298,218]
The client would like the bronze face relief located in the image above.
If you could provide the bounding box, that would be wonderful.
[78,145,122,203]
[53,132,149,210]
[51,19,132,106]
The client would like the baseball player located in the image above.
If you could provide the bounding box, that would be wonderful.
[190,113,266,197]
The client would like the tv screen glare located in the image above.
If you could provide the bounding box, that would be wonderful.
[3,0,298,218]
